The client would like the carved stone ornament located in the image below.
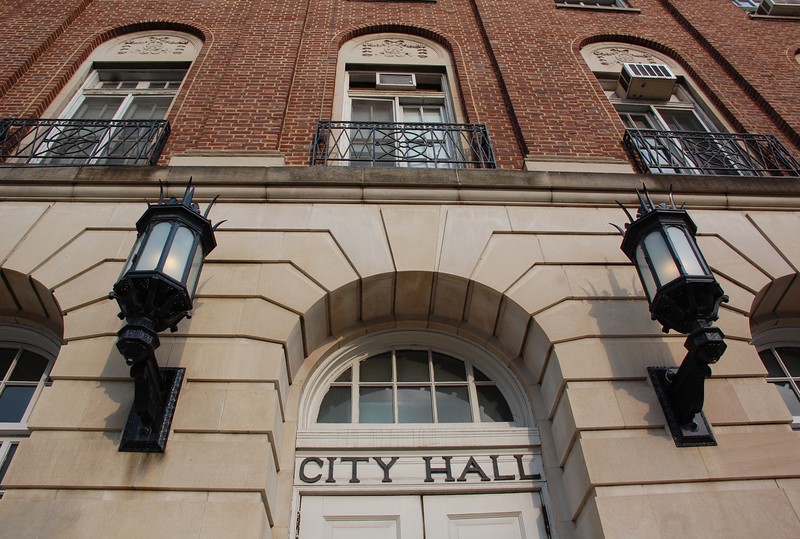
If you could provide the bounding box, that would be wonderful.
[116,35,191,56]
[361,39,429,59]
[593,47,663,67]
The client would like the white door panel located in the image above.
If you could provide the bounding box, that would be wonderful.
[299,492,547,539]
[423,492,547,539]
[299,495,423,539]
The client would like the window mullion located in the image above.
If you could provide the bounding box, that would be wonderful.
[429,350,438,423]
[466,363,481,423]
[392,350,398,424]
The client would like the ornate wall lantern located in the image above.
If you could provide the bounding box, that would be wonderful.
[617,187,728,447]
[109,181,219,452]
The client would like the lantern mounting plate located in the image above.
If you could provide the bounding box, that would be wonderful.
[119,367,184,452]
[648,366,717,447]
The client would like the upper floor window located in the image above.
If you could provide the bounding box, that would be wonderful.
[557,0,630,8]
[311,34,495,169]
[0,31,201,166]
[732,0,759,10]
[580,43,800,177]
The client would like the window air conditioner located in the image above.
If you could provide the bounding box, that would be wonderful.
[616,63,677,100]
[757,0,800,16]
[376,73,416,90]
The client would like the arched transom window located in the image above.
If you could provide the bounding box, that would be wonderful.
[315,341,517,425]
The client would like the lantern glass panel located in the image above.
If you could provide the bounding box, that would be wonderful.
[133,221,171,271]
[163,226,195,283]
[635,244,658,301]
[643,229,680,287]
[185,243,205,296]
[667,226,706,277]
[120,233,144,278]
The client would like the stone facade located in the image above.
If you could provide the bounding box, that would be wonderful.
[0,1,799,538]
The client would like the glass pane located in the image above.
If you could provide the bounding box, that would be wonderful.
[667,227,706,276]
[360,353,392,382]
[317,387,351,423]
[772,382,800,416]
[432,353,466,381]
[396,350,429,382]
[402,107,423,123]
[759,349,786,378]
[473,367,490,382]
[334,368,352,383]
[658,109,708,133]
[73,96,125,120]
[0,349,16,379]
[776,347,800,377]
[477,385,514,422]
[359,387,393,423]
[185,245,205,296]
[643,230,680,287]
[398,386,433,423]
[0,386,36,422]
[0,443,18,485]
[8,351,48,382]
[435,385,472,423]
[134,222,171,271]
[422,107,444,124]
[351,99,394,123]
[163,226,195,282]
[122,96,172,120]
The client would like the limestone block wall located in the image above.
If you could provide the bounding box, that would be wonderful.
[0,170,799,538]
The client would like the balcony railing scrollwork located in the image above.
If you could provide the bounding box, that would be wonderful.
[312,120,496,168]
[623,129,800,177]
[0,118,171,166]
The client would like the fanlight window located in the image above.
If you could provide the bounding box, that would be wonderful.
[316,348,515,424]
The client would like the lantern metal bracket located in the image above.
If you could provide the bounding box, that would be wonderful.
[648,367,716,447]
[119,367,184,453]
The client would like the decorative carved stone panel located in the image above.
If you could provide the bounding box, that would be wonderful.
[115,35,192,56]
[361,39,430,59]
[592,47,663,67]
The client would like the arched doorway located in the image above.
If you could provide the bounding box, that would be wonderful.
[293,329,552,538]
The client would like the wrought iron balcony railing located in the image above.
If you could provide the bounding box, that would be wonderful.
[311,120,496,168]
[623,129,800,177]
[0,118,171,166]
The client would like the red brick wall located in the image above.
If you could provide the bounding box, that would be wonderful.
[0,0,797,168]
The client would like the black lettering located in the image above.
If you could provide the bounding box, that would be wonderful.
[514,454,541,480]
[373,457,399,483]
[326,457,337,483]
[299,457,323,483]
[340,457,369,483]
[457,456,491,482]
[423,456,455,482]
[490,455,515,481]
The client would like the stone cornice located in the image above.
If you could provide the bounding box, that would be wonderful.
[0,165,798,210]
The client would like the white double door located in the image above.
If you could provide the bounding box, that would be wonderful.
[299,492,548,539]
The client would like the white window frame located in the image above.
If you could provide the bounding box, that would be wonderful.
[0,325,60,497]
[752,327,800,428]
[302,330,533,431]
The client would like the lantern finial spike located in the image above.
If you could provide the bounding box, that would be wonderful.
[668,184,677,209]
[204,194,220,219]
[182,178,196,209]
[616,200,634,223]
[643,184,656,211]
[158,181,165,205]
[610,222,625,235]
[635,188,649,217]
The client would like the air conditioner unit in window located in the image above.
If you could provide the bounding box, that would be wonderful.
[616,63,677,100]
[376,73,416,90]
[757,0,800,16]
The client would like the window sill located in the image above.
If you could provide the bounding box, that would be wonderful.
[750,13,800,19]
[555,3,640,12]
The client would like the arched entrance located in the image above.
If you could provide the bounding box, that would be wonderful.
[292,329,552,538]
